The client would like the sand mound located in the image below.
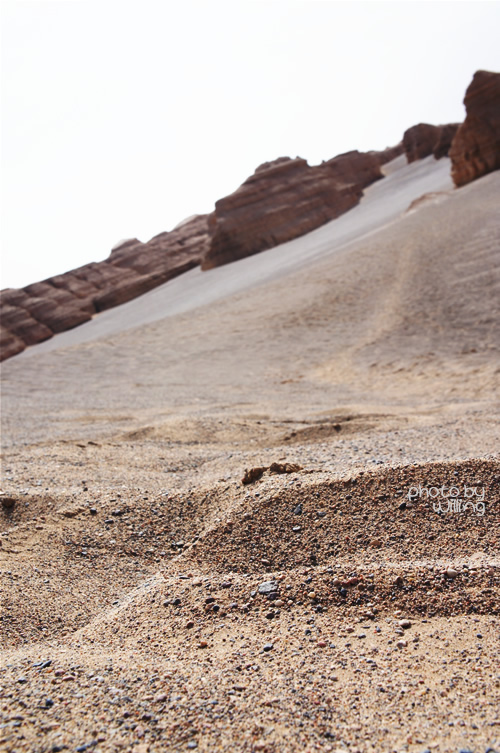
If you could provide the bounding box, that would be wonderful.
[185,459,498,575]
[2,459,497,653]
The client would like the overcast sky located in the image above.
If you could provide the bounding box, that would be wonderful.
[1,0,500,289]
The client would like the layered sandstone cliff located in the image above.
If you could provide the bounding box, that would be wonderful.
[403,122,460,163]
[449,70,500,187]
[202,151,383,270]
[369,142,405,165]
[0,215,210,360]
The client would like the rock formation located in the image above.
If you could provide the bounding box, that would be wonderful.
[368,142,405,165]
[403,122,459,163]
[201,151,384,270]
[323,150,383,189]
[433,124,460,159]
[0,327,24,360]
[449,70,500,187]
[0,215,210,360]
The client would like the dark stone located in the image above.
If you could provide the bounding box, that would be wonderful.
[258,580,278,595]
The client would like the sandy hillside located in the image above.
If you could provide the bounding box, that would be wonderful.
[1,156,499,753]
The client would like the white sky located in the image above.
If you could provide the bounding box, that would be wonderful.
[1,0,500,290]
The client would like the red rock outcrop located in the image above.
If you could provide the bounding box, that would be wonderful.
[0,326,25,360]
[368,142,405,166]
[403,124,440,162]
[403,123,460,163]
[323,150,383,189]
[1,292,92,336]
[433,123,460,159]
[108,214,209,276]
[449,70,500,187]
[0,214,210,361]
[201,152,383,270]
[1,298,56,345]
